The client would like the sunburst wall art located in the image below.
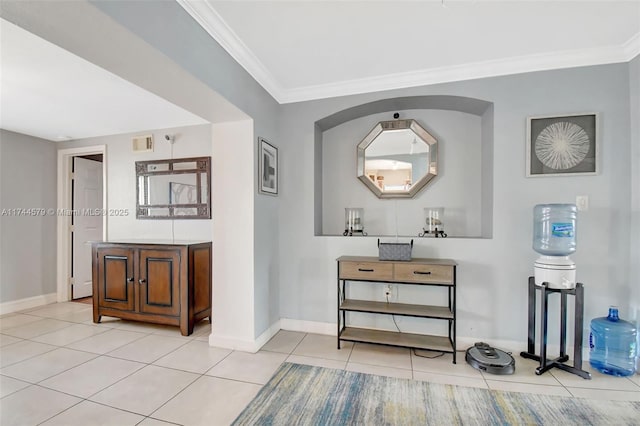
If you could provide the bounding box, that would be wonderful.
[526,113,597,177]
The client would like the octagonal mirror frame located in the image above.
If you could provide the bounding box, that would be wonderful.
[357,119,438,199]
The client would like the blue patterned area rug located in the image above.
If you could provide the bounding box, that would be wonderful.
[233,362,640,425]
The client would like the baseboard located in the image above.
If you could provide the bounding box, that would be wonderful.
[276,320,594,360]
[209,320,281,353]
[253,319,282,352]
[212,317,598,364]
[0,293,57,315]
[279,318,336,336]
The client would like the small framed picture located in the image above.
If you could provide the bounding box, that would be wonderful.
[526,113,598,177]
[259,137,278,195]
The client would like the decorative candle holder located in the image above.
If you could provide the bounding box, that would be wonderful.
[419,207,447,238]
[343,208,367,236]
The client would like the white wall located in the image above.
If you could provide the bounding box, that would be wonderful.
[210,120,258,350]
[629,54,639,372]
[0,130,57,304]
[321,109,482,237]
[58,124,213,242]
[279,63,633,349]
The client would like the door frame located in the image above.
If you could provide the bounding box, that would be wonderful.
[57,145,107,302]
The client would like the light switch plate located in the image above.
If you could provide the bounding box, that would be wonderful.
[576,195,589,211]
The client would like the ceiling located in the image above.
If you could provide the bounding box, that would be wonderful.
[0,18,208,142]
[1,2,638,142]
[179,0,640,103]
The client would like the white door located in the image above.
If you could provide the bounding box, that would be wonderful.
[72,157,103,299]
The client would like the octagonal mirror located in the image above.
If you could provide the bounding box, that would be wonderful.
[357,119,438,198]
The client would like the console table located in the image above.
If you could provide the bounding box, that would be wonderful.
[337,256,457,363]
[92,240,211,336]
[520,277,591,379]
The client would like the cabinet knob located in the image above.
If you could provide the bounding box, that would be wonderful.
[358,268,374,272]
[413,271,432,275]
[138,279,146,284]
[126,277,134,283]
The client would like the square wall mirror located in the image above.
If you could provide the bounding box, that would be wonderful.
[136,156,211,219]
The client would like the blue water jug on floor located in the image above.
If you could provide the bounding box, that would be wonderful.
[589,307,637,377]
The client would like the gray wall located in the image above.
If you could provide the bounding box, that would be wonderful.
[279,63,632,346]
[321,109,482,237]
[0,130,57,303]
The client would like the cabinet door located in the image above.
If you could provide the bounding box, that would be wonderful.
[96,247,135,311]
[138,249,181,317]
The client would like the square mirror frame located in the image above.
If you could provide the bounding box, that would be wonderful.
[136,156,211,219]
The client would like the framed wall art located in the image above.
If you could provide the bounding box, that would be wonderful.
[526,113,598,177]
[259,137,278,195]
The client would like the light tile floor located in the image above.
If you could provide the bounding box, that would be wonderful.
[1,302,639,425]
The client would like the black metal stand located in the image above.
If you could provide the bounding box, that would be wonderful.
[520,277,591,379]
[343,227,367,236]
[418,227,447,238]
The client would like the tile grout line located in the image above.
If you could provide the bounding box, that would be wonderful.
[147,345,272,423]
[3,305,222,422]
[0,344,60,369]
[31,342,234,423]
[344,340,356,370]
[288,332,308,357]
[4,310,640,422]
[409,348,415,380]
[145,367,203,422]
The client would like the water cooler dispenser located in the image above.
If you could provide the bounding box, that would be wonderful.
[521,203,590,379]
[533,204,577,289]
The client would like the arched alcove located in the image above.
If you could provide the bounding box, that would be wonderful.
[314,95,494,238]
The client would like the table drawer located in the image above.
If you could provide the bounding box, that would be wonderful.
[339,261,393,281]
[394,263,453,284]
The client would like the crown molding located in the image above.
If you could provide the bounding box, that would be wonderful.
[623,31,640,61]
[177,2,640,105]
[176,0,285,102]
[281,43,637,103]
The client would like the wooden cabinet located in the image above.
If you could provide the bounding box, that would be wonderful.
[92,241,211,336]
[337,256,457,363]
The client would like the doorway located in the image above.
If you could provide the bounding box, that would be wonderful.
[56,145,107,302]
[71,155,104,299]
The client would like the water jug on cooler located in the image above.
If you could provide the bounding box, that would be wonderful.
[532,204,577,289]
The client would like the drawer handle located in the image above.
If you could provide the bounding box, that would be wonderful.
[358,268,374,272]
[138,279,146,284]
[413,271,432,275]
[126,277,134,283]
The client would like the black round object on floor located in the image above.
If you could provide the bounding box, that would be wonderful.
[465,342,515,375]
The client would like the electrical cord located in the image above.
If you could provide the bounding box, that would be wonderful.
[386,287,446,359]
[412,349,445,359]
[392,315,401,333]
[386,294,402,333]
